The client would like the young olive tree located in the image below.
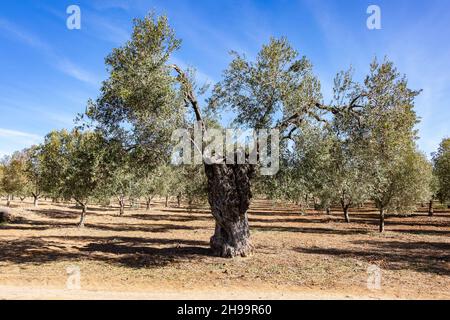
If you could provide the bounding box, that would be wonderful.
[24,146,45,207]
[323,69,374,222]
[40,130,108,227]
[63,131,109,227]
[433,138,450,206]
[1,151,28,207]
[0,164,4,200]
[39,130,72,202]
[356,59,431,232]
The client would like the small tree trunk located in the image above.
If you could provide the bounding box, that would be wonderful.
[6,194,11,207]
[33,194,39,208]
[165,195,169,208]
[177,193,181,207]
[299,202,305,216]
[326,207,331,215]
[78,204,87,228]
[379,208,385,233]
[428,200,434,216]
[344,206,350,223]
[146,198,152,210]
[119,198,125,216]
[205,163,255,258]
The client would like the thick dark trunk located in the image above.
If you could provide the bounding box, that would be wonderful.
[428,200,434,216]
[379,208,385,233]
[78,205,87,228]
[344,206,350,223]
[205,163,255,258]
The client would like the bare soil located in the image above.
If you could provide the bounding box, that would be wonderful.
[0,199,449,300]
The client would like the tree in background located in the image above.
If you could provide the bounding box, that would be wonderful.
[0,164,4,201]
[39,130,72,202]
[138,166,167,210]
[357,59,431,232]
[1,151,28,207]
[388,149,432,215]
[62,131,109,227]
[433,138,450,206]
[323,69,374,222]
[24,146,45,207]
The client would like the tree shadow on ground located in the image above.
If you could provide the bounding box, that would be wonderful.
[0,236,212,269]
[252,224,370,235]
[294,240,450,276]
[129,213,211,223]
[389,228,450,236]
[31,209,80,219]
[86,222,208,233]
[1,214,210,233]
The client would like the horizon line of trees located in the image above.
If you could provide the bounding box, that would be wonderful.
[1,116,449,230]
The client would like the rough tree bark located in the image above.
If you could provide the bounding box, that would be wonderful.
[205,162,256,258]
[171,64,259,258]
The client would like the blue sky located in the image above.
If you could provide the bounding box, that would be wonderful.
[0,0,449,157]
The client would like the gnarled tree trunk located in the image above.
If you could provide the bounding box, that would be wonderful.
[205,162,256,258]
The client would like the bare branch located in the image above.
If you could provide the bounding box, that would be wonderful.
[170,64,203,124]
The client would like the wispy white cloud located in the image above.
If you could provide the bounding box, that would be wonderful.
[85,12,131,45]
[0,128,41,141]
[56,59,100,86]
[0,18,100,86]
[0,18,50,52]
[0,128,42,157]
[90,0,131,12]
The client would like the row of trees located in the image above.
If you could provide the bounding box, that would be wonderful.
[255,62,449,232]
[1,13,449,257]
[0,131,207,227]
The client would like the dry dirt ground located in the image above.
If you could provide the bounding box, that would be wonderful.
[0,198,449,300]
